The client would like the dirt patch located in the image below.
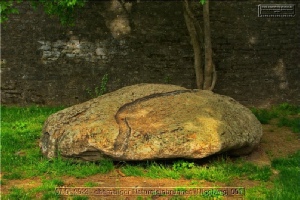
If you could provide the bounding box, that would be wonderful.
[1,123,299,199]
[243,123,300,166]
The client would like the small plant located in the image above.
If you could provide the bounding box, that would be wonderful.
[163,75,172,84]
[86,73,109,98]
[173,160,195,171]
[251,108,275,124]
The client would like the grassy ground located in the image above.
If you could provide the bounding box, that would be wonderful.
[250,103,300,133]
[0,104,299,199]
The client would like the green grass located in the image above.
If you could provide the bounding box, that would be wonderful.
[1,106,114,199]
[120,158,272,184]
[32,178,64,200]
[251,103,300,133]
[2,187,33,200]
[277,117,300,133]
[1,104,300,199]
[1,105,114,180]
[251,108,275,124]
[244,150,300,200]
[245,183,270,200]
[83,181,99,187]
[267,151,300,199]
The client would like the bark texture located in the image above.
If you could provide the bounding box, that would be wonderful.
[183,0,204,89]
[183,0,216,90]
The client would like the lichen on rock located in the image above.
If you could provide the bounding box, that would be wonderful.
[40,83,262,161]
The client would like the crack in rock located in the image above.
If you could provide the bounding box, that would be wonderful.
[114,117,131,157]
[113,89,193,157]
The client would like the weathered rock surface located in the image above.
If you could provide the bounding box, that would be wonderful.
[40,84,262,161]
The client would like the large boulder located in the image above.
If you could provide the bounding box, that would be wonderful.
[40,84,262,161]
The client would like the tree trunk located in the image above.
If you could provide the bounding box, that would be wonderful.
[183,0,203,89]
[203,0,216,90]
[183,0,216,90]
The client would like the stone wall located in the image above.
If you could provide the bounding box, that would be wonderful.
[1,1,299,107]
